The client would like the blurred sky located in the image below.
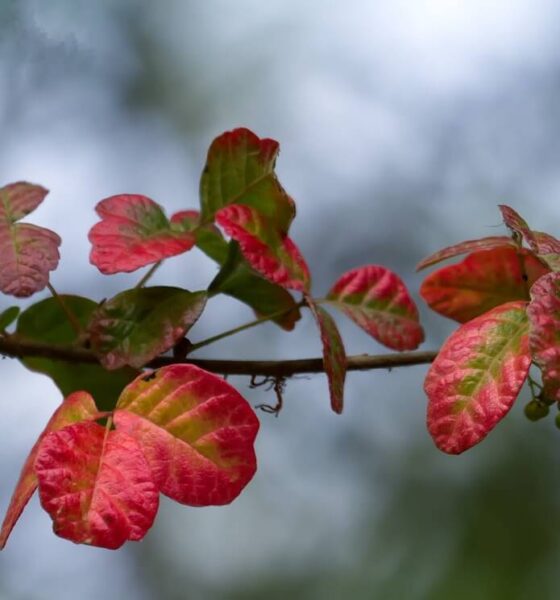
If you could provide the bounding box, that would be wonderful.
[2,1,560,599]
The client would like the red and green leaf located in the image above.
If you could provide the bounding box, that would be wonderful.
[0,182,61,297]
[35,421,158,549]
[89,287,207,369]
[425,301,531,454]
[499,204,536,247]
[216,204,310,292]
[420,247,549,323]
[416,236,514,271]
[114,365,259,506]
[89,194,195,274]
[307,299,346,414]
[200,128,295,233]
[171,210,301,330]
[0,391,99,549]
[17,296,137,411]
[326,265,424,351]
[527,272,560,401]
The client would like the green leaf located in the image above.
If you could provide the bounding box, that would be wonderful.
[16,296,137,411]
[89,287,207,369]
[200,128,295,233]
[0,306,20,330]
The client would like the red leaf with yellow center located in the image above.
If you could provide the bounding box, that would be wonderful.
[89,194,195,274]
[425,301,530,454]
[307,298,347,414]
[326,265,424,351]
[0,181,61,297]
[527,272,560,402]
[114,365,259,506]
[200,128,295,233]
[416,236,514,271]
[35,421,158,549]
[216,204,311,292]
[420,246,548,323]
[0,391,99,549]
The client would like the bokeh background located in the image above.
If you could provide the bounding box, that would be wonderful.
[2,1,560,598]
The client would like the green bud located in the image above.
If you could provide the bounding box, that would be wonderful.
[524,400,549,421]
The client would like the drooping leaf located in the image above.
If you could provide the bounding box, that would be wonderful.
[425,301,530,454]
[0,182,61,297]
[420,247,548,323]
[527,272,560,402]
[200,128,295,233]
[326,265,424,351]
[0,306,20,331]
[0,391,98,549]
[89,287,207,369]
[499,204,536,247]
[416,236,514,271]
[113,365,259,506]
[216,204,310,292]
[172,210,300,330]
[35,421,159,549]
[307,299,346,414]
[17,296,137,410]
[89,194,195,274]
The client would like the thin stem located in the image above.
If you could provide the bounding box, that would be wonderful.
[189,302,304,353]
[47,283,82,336]
[0,334,438,377]
[135,261,162,289]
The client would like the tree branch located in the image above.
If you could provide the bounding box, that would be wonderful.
[0,335,437,377]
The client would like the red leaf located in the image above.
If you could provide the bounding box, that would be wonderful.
[114,365,259,506]
[200,128,296,233]
[532,231,560,271]
[420,247,549,323]
[0,391,98,549]
[527,272,560,401]
[216,204,310,292]
[416,236,514,271]
[35,421,158,549]
[425,301,530,454]
[327,265,424,351]
[307,299,346,414]
[0,182,61,297]
[499,204,536,248]
[89,194,195,274]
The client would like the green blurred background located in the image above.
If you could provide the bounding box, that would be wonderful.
[1,1,560,598]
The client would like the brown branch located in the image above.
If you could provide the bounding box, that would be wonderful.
[0,335,438,377]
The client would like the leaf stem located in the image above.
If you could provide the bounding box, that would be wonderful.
[135,261,162,289]
[188,302,306,353]
[47,283,82,336]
